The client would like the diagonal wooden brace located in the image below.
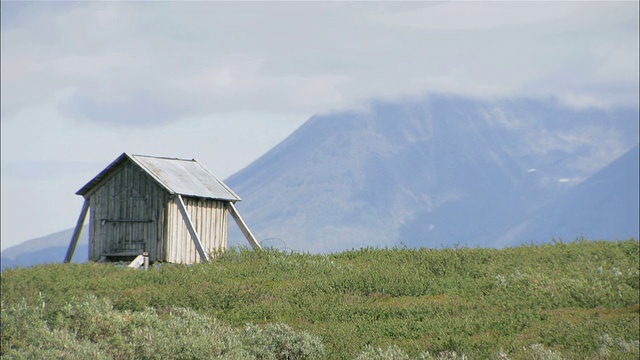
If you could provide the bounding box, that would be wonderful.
[64,199,89,263]
[227,202,261,250]
[175,194,210,262]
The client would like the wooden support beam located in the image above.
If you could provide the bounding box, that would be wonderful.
[175,195,210,262]
[128,254,145,269]
[227,202,261,250]
[128,253,149,270]
[64,199,90,263]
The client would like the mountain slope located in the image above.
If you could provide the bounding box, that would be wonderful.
[1,228,87,269]
[3,94,638,264]
[499,145,639,245]
[226,94,638,252]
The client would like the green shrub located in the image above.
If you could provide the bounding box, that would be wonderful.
[1,295,323,359]
[240,323,324,359]
[356,344,410,360]
[2,239,638,359]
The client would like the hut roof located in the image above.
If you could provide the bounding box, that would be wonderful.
[76,153,241,201]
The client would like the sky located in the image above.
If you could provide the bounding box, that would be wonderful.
[1,1,639,251]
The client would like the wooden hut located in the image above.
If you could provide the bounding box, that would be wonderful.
[64,153,260,265]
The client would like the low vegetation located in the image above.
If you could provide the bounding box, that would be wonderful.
[2,239,639,359]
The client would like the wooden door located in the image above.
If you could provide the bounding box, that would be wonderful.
[100,187,153,257]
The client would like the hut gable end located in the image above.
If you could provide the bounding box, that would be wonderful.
[86,160,167,261]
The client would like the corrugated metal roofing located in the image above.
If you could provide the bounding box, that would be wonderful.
[76,153,241,201]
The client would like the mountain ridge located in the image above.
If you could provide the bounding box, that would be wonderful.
[226,93,638,252]
[2,93,638,265]
[1,227,87,268]
[497,144,640,245]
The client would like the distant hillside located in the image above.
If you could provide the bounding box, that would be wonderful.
[227,94,639,252]
[1,228,87,269]
[3,94,639,265]
[499,144,640,245]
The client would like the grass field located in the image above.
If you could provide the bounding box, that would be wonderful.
[2,239,638,359]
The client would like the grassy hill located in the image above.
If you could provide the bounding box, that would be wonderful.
[2,239,638,359]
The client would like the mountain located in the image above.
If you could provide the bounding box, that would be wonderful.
[226,94,638,252]
[1,227,88,269]
[3,93,638,266]
[498,145,639,245]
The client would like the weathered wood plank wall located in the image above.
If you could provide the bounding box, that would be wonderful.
[165,196,228,264]
[87,162,168,262]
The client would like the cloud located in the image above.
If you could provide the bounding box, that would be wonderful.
[2,1,638,128]
[369,1,639,106]
[370,2,633,31]
[1,1,638,249]
[0,86,308,249]
[60,91,188,126]
[1,88,307,175]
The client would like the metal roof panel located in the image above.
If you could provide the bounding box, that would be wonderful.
[132,155,240,200]
[76,153,240,201]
